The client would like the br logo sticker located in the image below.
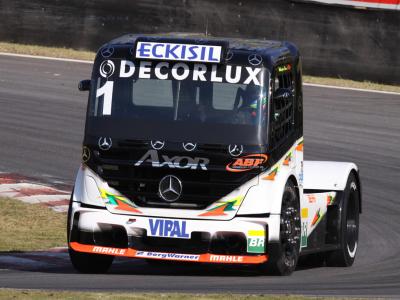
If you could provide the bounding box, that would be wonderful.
[247,230,265,253]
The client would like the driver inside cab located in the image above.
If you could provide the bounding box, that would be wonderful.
[234,85,260,125]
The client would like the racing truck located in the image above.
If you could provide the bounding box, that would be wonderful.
[68,34,361,275]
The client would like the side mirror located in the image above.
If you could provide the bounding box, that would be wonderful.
[78,79,91,91]
[273,88,293,101]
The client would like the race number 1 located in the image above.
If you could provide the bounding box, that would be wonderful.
[96,81,114,115]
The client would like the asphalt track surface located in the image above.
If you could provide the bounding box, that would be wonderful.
[0,55,400,297]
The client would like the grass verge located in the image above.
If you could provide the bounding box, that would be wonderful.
[0,290,373,300]
[0,197,66,251]
[0,42,95,61]
[0,42,399,93]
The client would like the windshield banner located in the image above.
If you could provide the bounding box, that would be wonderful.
[98,60,263,86]
[135,42,223,63]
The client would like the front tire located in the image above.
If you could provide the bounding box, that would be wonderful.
[67,191,114,273]
[326,172,360,267]
[69,248,114,274]
[266,180,301,275]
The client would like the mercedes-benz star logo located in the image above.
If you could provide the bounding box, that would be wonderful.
[82,146,91,162]
[98,137,112,151]
[159,175,182,202]
[248,54,263,66]
[182,142,197,152]
[225,50,233,61]
[228,144,244,157]
[151,140,165,150]
[101,47,114,58]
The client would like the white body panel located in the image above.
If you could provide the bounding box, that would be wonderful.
[303,161,358,190]
[71,138,304,243]
[71,203,275,243]
[71,138,359,249]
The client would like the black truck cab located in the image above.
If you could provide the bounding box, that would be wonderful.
[80,34,303,210]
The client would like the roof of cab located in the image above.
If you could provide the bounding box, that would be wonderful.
[97,33,299,68]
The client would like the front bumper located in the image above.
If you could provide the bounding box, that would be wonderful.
[68,202,278,264]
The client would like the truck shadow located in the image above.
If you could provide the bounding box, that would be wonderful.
[0,252,324,276]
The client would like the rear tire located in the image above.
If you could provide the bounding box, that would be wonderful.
[67,190,114,273]
[265,180,301,275]
[326,172,360,267]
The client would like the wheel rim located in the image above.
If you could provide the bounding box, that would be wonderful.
[346,187,358,257]
[280,193,301,267]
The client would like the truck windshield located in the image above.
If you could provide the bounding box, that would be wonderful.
[86,59,269,144]
[89,60,267,126]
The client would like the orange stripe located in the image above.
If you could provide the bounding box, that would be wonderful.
[198,253,267,264]
[115,199,142,214]
[69,242,268,264]
[263,169,277,180]
[296,143,303,151]
[198,203,229,216]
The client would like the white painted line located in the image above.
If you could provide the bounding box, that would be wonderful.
[0,183,53,196]
[51,205,69,213]
[48,247,68,252]
[1,52,399,94]
[0,52,92,64]
[0,191,20,198]
[0,183,45,191]
[304,82,400,96]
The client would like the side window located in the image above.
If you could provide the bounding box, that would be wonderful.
[271,65,295,147]
[274,66,294,91]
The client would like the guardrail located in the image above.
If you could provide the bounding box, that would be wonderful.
[0,0,398,84]
[296,0,400,10]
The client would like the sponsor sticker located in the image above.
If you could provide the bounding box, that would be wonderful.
[209,255,244,263]
[226,154,268,172]
[326,193,336,205]
[301,222,308,247]
[277,64,292,73]
[135,150,209,171]
[148,218,190,239]
[247,230,265,253]
[92,246,126,255]
[307,194,316,203]
[136,251,200,261]
[136,42,222,63]
[112,60,262,85]
[299,161,304,186]
[311,208,322,226]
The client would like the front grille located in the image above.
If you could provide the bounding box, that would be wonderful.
[88,141,257,209]
[131,231,211,254]
[130,230,248,255]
